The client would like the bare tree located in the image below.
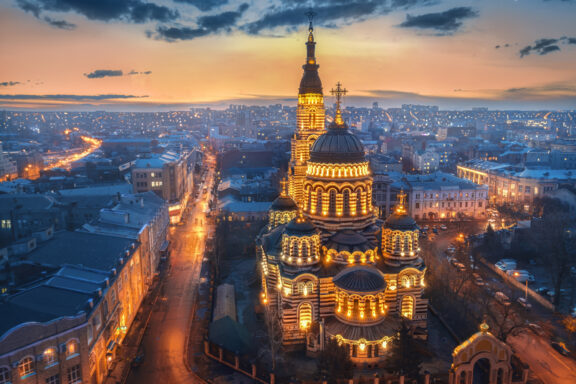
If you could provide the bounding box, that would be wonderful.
[262,299,283,372]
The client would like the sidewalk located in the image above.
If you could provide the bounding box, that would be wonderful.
[104,271,166,384]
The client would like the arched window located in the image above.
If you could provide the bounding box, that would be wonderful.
[18,356,34,378]
[301,240,309,259]
[343,189,351,216]
[43,347,57,366]
[298,302,312,330]
[458,370,467,384]
[401,296,414,320]
[66,339,79,359]
[0,367,10,384]
[316,190,323,214]
[329,189,336,215]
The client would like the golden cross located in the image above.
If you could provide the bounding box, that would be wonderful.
[280,178,288,196]
[330,82,348,110]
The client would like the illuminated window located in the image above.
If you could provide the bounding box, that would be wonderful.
[66,340,79,359]
[18,356,34,378]
[43,347,57,366]
[401,296,414,320]
[299,302,312,330]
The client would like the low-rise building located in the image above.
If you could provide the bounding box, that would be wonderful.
[132,151,194,224]
[457,160,576,211]
[0,231,147,384]
[373,172,488,221]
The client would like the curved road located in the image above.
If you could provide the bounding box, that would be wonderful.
[126,155,215,384]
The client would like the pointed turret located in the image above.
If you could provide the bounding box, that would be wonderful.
[299,11,323,95]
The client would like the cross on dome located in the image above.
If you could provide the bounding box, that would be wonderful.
[330,82,347,126]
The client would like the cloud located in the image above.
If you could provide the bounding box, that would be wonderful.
[84,70,124,79]
[43,16,76,29]
[173,0,229,12]
[151,3,249,41]
[15,0,179,24]
[398,7,478,34]
[128,70,152,75]
[519,36,576,57]
[243,2,385,35]
[0,94,148,101]
[0,81,22,87]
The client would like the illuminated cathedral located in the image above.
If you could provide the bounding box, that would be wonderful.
[257,18,427,365]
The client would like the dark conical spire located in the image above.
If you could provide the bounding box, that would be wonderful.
[299,10,322,95]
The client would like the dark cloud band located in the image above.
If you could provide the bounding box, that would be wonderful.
[398,7,478,34]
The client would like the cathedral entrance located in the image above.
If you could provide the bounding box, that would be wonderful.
[472,358,491,384]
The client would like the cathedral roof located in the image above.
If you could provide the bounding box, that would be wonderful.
[270,195,298,211]
[309,129,365,164]
[325,230,375,253]
[285,214,316,235]
[333,266,386,293]
[325,315,400,341]
[309,82,365,164]
[384,190,417,230]
[384,213,417,230]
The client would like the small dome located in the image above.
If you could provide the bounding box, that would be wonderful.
[384,213,417,230]
[285,215,316,235]
[334,266,386,293]
[271,195,298,211]
[309,128,365,164]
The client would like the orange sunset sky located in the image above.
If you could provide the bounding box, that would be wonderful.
[1,0,576,110]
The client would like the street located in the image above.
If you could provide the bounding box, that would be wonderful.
[126,153,216,384]
[508,333,576,384]
[425,219,576,384]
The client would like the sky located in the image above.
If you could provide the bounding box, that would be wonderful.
[0,0,576,111]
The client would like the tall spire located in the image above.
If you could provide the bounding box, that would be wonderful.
[330,82,347,127]
[305,10,317,65]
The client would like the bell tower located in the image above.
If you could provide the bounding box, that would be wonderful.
[288,11,326,207]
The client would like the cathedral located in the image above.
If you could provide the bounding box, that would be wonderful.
[257,19,428,365]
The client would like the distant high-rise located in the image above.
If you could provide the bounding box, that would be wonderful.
[288,15,326,207]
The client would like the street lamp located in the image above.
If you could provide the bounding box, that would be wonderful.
[513,272,528,300]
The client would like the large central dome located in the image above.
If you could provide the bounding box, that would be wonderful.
[309,122,365,163]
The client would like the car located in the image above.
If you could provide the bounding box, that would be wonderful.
[494,292,511,306]
[446,246,456,254]
[527,322,544,336]
[517,297,532,310]
[422,225,429,231]
[440,224,448,230]
[453,262,466,272]
[551,342,570,356]
[495,259,517,272]
[474,276,485,286]
[432,228,439,234]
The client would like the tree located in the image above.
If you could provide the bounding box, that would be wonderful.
[317,338,353,383]
[386,320,422,378]
[262,299,283,373]
[532,205,576,307]
[562,315,576,344]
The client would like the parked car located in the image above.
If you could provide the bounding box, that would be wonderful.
[453,262,466,272]
[440,224,448,230]
[517,297,532,310]
[446,246,456,254]
[494,291,511,306]
[527,322,544,336]
[432,228,439,234]
[495,259,517,272]
[422,225,429,231]
[551,342,570,356]
[474,276,485,287]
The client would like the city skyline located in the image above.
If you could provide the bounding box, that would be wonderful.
[1,0,576,111]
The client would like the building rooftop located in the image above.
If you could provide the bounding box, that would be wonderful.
[26,231,135,271]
